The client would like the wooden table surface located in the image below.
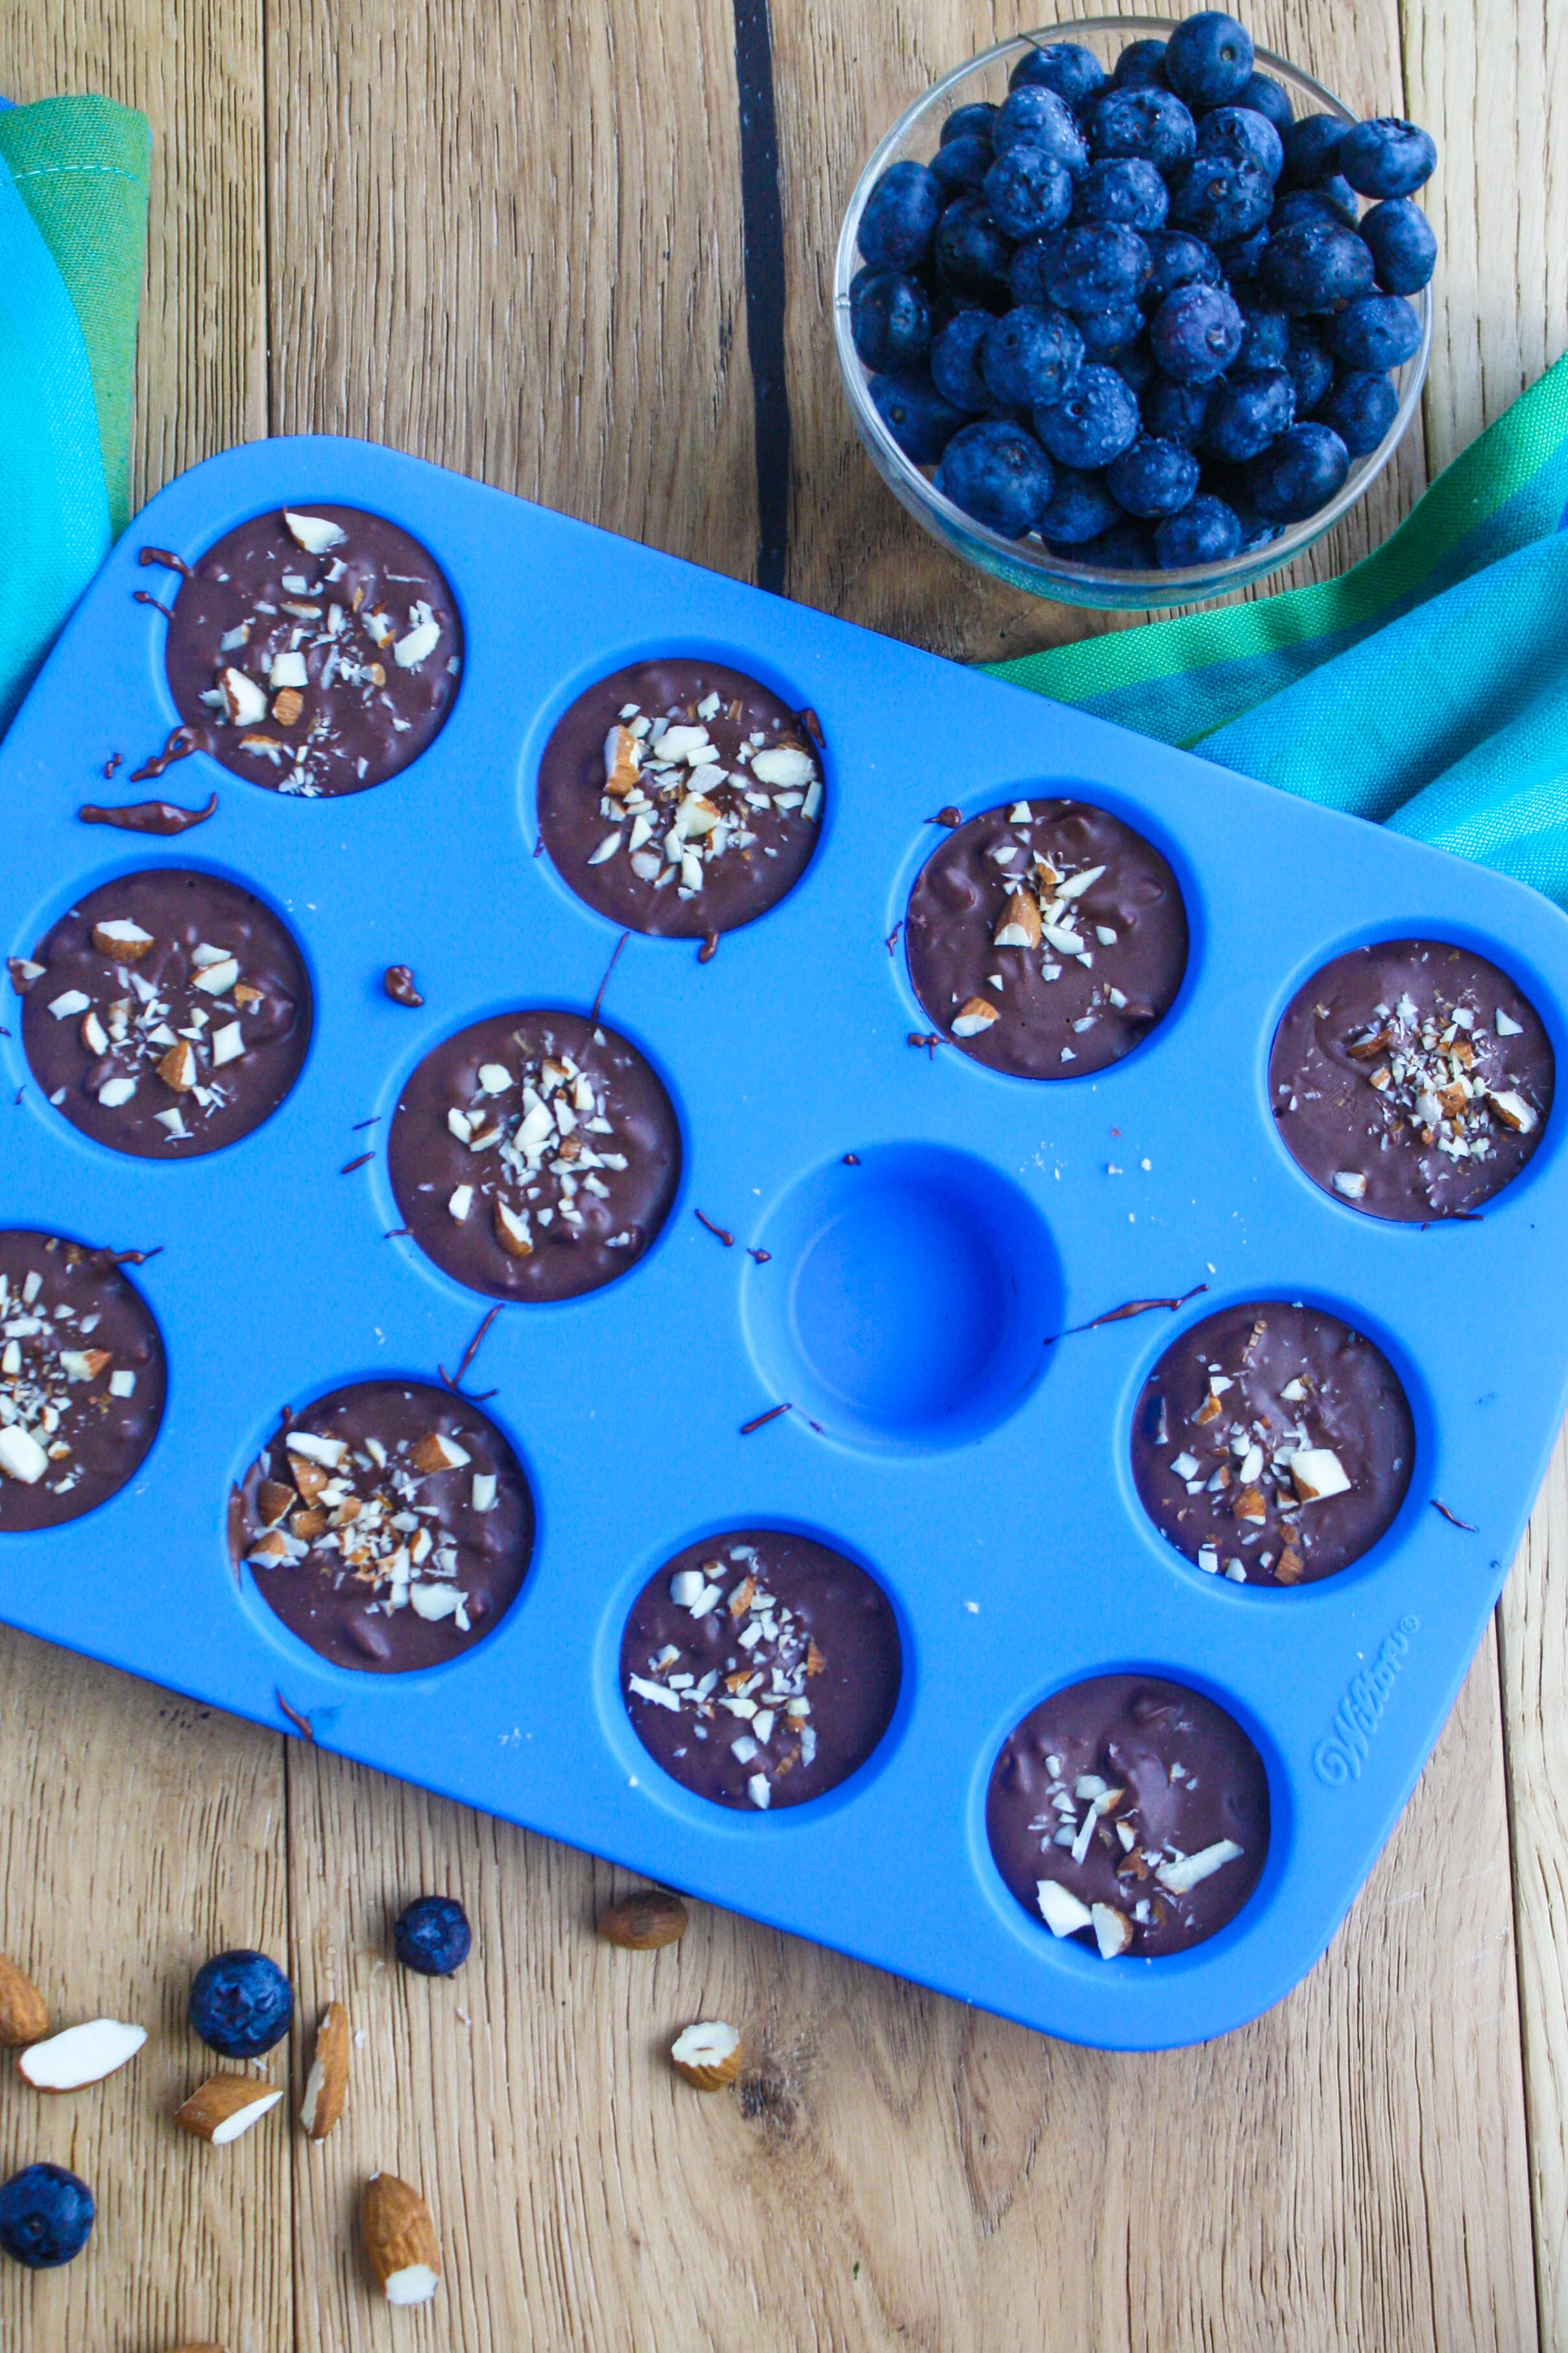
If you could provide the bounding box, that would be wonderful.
[2,1,1565,2347]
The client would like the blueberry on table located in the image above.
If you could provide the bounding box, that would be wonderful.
[1037,464,1121,544]
[931,308,996,409]
[1074,514,1157,569]
[1271,179,1360,232]
[1071,157,1169,233]
[941,101,1000,147]
[1155,493,1243,567]
[1260,219,1376,313]
[1244,420,1350,519]
[1107,433,1200,517]
[1031,363,1142,468]
[1202,365,1297,461]
[983,143,1074,238]
[934,418,1054,536]
[1088,86,1196,175]
[0,2165,94,2270]
[1284,323,1334,414]
[1360,196,1437,293]
[857,159,943,271]
[1111,38,1168,93]
[1318,368,1399,454]
[1163,12,1254,110]
[1281,111,1348,188]
[1076,302,1145,360]
[189,1949,295,2056]
[1140,228,1222,308]
[934,197,1016,304]
[1236,303,1290,367]
[1009,40,1107,113]
[1150,282,1244,383]
[1194,104,1285,184]
[850,269,932,371]
[1169,154,1274,241]
[983,304,1085,408]
[869,371,965,462]
[1144,372,1215,445]
[394,1894,473,1977]
[1039,223,1151,311]
[1327,291,1423,370]
[931,135,994,198]
[1235,70,1295,136]
[994,84,1089,176]
[1340,116,1438,199]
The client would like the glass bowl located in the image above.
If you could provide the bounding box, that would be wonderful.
[833,16,1432,611]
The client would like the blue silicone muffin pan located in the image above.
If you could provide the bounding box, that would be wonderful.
[5,433,1567,2051]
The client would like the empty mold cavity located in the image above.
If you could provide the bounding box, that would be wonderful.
[0,1230,165,1533]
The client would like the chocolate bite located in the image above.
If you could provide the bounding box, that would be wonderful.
[18,869,311,1159]
[387,1010,681,1302]
[239,1379,532,1672]
[0,1232,165,1531]
[1270,940,1552,1220]
[537,658,824,938]
[905,800,1188,1077]
[163,506,461,797]
[987,1674,1269,1958]
[1131,1300,1414,1587]
[621,1530,900,1810]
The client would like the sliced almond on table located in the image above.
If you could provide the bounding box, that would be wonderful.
[176,2074,284,2145]
[0,1953,49,2047]
[18,2016,146,2090]
[669,2019,743,2090]
[363,2172,442,2306]
[300,1999,350,2141]
[597,1890,688,1950]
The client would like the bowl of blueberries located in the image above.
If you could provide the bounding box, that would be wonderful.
[836,12,1436,608]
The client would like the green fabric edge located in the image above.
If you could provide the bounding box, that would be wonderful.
[0,95,151,537]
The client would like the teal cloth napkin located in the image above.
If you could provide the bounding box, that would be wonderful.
[0,95,150,732]
[985,352,1568,912]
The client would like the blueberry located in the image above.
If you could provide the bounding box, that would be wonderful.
[1144,372,1215,445]
[983,143,1075,238]
[1271,180,1360,232]
[983,305,1085,407]
[1236,303,1290,367]
[1107,433,1200,517]
[1244,421,1351,518]
[1340,117,1437,199]
[1111,38,1169,93]
[1214,224,1271,297]
[850,270,932,372]
[1009,41,1107,114]
[1318,368,1399,454]
[858,160,943,271]
[1077,302,1145,360]
[1202,365,1297,461]
[1327,291,1423,369]
[1284,323,1334,414]
[1113,334,1157,395]
[1360,197,1438,294]
[394,1894,474,1977]
[1260,219,1376,313]
[189,1949,294,2058]
[1072,157,1169,232]
[994,86,1089,177]
[1073,515,1157,569]
[1088,87,1196,175]
[1281,112,1348,188]
[1037,223,1151,311]
[1168,154,1273,241]
[1235,71,1294,136]
[1155,493,1243,567]
[1231,504,1285,550]
[1140,229,1222,308]
[869,371,965,462]
[941,101,1000,147]
[934,418,1054,536]
[931,309,996,409]
[1195,104,1285,184]
[0,2165,94,2271]
[1164,13,1254,109]
[931,136,995,199]
[1007,238,1056,310]
[1150,282,1244,382]
[934,197,1016,305]
[1037,464,1121,544]
[1031,363,1142,468]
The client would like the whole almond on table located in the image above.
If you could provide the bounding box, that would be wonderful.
[175,2073,284,2145]
[598,1890,688,1950]
[669,2019,743,2090]
[0,1953,49,2046]
[363,2172,441,2306]
[300,1999,350,2140]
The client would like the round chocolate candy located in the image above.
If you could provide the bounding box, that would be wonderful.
[1131,1299,1414,1587]
[537,657,825,938]
[905,799,1188,1077]
[18,869,311,1160]
[987,1672,1269,1957]
[1270,939,1552,1221]
[387,1009,681,1302]
[238,1379,532,1672]
[0,1232,165,1531]
[621,1530,900,1810]
[163,505,461,796]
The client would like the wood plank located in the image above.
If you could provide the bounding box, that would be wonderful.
[772,0,1429,661]
[263,0,760,579]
